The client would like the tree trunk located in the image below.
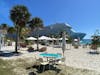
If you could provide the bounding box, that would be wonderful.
[15,27,19,53]
[37,28,39,50]
[18,27,21,50]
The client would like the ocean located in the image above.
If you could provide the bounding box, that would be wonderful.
[80,39,92,45]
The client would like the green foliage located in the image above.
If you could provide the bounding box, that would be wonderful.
[67,37,73,43]
[28,17,43,30]
[91,36,100,49]
[10,5,31,27]
[92,36,100,45]
[7,27,16,34]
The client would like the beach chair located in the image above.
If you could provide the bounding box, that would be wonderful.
[37,58,49,72]
[55,57,66,65]
[48,57,57,69]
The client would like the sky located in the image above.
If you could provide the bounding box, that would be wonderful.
[0,0,100,39]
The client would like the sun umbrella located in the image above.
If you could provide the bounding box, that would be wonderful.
[26,37,37,40]
[39,36,52,40]
[51,38,57,40]
[59,38,68,40]
[74,39,78,41]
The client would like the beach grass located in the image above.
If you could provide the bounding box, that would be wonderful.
[0,59,15,75]
[0,58,100,75]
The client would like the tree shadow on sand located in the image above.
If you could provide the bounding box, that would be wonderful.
[87,51,100,55]
[27,49,38,52]
[29,72,36,75]
[27,64,61,75]
[0,51,22,57]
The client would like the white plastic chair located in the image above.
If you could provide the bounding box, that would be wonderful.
[56,57,66,65]
[38,58,49,72]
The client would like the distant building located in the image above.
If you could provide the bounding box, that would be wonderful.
[0,30,7,35]
[0,30,7,49]
[31,23,86,40]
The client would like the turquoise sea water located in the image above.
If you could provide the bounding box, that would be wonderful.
[80,39,92,45]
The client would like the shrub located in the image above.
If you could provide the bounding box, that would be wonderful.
[27,47,34,52]
[20,43,26,48]
[39,47,47,52]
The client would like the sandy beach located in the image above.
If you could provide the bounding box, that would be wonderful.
[0,44,100,72]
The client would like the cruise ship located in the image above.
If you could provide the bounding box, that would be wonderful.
[32,23,86,40]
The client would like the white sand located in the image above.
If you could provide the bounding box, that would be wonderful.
[0,44,100,72]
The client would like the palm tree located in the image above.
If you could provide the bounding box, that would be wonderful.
[28,17,43,31]
[28,17,43,50]
[91,30,100,53]
[91,36,99,50]
[20,27,31,40]
[10,5,30,53]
